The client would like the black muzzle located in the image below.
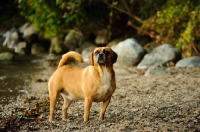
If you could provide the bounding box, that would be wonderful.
[96,53,106,64]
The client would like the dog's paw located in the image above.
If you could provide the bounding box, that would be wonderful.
[99,114,104,120]
[48,120,56,124]
[84,120,90,124]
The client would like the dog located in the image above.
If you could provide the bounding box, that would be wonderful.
[48,47,118,122]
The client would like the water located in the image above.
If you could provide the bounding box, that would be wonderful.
[0,55,58,105]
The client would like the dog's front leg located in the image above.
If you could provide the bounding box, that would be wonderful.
[84,97,93,122]
[99,97,111,120]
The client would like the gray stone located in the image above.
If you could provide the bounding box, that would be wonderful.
[112,38,146,67]
[64,29,84,51]
[175,56,200,68]
[81,43,95,63]
[137,44,181,69]
[0,52,13,60]
[20,23,38,38]
[107,37,126,47]
[14,42,26,54]
[3,28,17,48]
[144,65,172,76]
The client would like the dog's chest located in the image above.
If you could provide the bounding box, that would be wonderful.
[95,69,114,101]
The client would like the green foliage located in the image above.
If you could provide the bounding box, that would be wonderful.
[17,0,86,38]
[54,44,62,54]
[142,0,200,57]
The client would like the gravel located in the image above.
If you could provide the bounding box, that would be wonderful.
[0,66,200,131]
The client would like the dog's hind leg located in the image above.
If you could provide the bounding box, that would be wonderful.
[99,97,111,120]
[49,90,59,122]
[61,94,72,120]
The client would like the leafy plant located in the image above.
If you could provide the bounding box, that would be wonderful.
[141,0,200,57]
[17,0,86,38]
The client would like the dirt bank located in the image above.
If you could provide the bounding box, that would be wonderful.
[0,65,200,131]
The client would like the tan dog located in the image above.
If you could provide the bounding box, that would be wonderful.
[48,47,118,122]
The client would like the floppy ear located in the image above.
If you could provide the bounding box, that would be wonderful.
[111,49,118,64]
[88,52,94,65]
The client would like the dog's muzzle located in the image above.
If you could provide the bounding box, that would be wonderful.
[96,53,106,64]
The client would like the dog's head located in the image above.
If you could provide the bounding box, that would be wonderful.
[89,47,118,66]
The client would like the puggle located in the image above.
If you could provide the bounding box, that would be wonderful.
[48,47,118,122]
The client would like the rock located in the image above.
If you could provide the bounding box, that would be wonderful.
[20,23,38,38]
[112,38,146,67]
[19,23,48,55]
[137,44,181,69]
[0,52,13,60]
[95,29,108,45]
[2,23,45,55]
[14,42,27,54]
[11,31,19,41]
[107,37,126,47]
[64,29,84,51]
[49,37,66,54]
[144,65,172,76]
[175,56,200,68]
[2,28,18,48]
[81,42,96,63]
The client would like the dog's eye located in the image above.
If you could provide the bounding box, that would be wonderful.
[103,50,109,55]
[95,51,100,55]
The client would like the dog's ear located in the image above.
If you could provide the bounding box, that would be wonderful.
[88,52,94,65]
[111,49,118,64]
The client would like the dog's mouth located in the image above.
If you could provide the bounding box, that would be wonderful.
[96,53,107,65]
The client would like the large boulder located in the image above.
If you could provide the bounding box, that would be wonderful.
[175,56,200,68]
[19,23,38,38]
[14,42,26,54]
[3,28,19,48]
[144,65,172,76]
[2,23,51,55]
[2,23,41,55]
[107,37,126,47]
[112,38,146,67]
[137,44,181,69]
[64,29,84,51]
[81,42,96,63]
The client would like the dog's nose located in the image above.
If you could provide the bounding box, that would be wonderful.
[98,53,104,56]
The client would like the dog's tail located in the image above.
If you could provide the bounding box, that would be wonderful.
[57,51,83,68]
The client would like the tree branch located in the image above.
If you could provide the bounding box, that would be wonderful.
[122,0,131,14]
[102,0,144,24]
[127,21,150,36]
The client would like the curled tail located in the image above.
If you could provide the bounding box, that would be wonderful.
[57,51,83,68]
